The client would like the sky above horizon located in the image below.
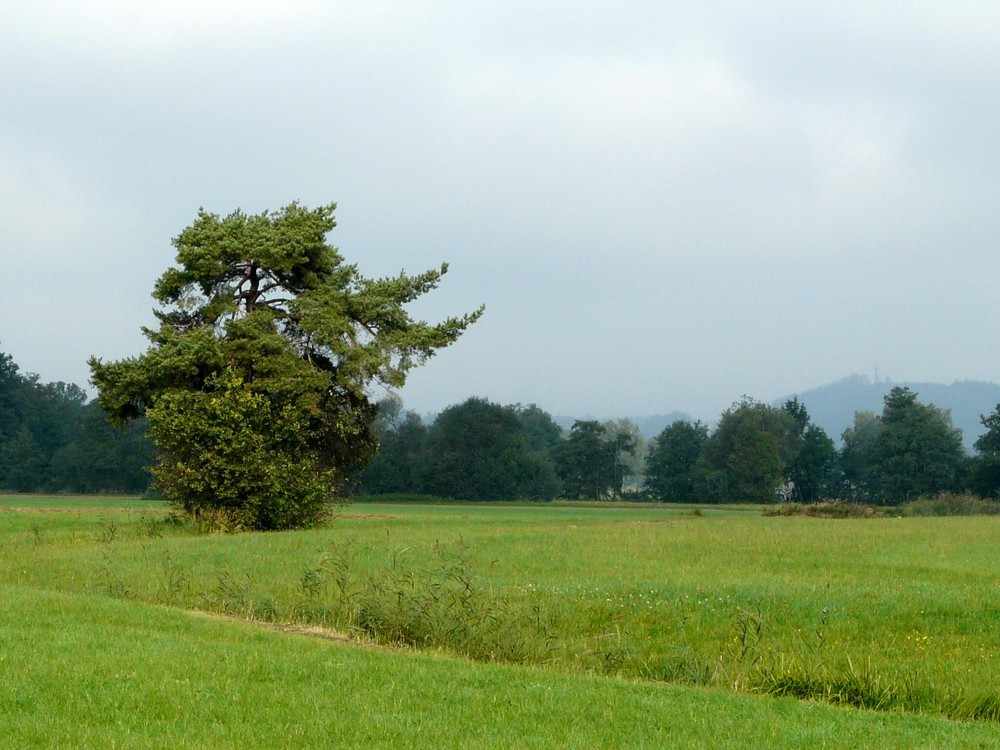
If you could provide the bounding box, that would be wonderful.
[3,2,999,421]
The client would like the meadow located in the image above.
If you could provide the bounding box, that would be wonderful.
[2,495,999,748]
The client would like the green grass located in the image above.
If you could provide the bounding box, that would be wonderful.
[0,494,167,519]
[2,494,1000,746]
[3,584,998,749]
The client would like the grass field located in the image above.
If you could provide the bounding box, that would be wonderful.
[2,495,999,748]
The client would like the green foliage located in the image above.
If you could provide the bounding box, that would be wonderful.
[48,403,154,493]
[644,420,709,502]
[0,345,152,494]
[90,203,482,529]
[146,370,331,530]
[840,390,967,504]
[871,388,965,504]
[357,398,565,500]
[356,396,430,495]
[897,491,1000,517]
[702,398,799,503]
[840,410,880,499]
[555,420,617,500]
[968,404,1000,496]
[515,403,563,453]
[424,397,560,501]
[786,424,840,502]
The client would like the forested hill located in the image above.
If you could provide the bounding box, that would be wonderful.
[775,376,1000,448]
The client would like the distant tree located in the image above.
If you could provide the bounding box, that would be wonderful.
[644,420,709,502]
[425,397,558,501]
[0,349,21,444]
[0,345,155,494]
[515,404,563,454]
[0,425,46,492]
[357,395,429,495]
[871,387,965,504]
[51,404,154,494]
[514,404,563,497]
[0,365,89,492]
[781,398,839,502]
[89,203,482,529]
[782,397,810,436]
[373,393,407,433]
[30,381,88,472]
[788,425,840,502]
[840,410,880,500]
[702,398,800,503]
[969,404,1000,497]
[555,420,619,500]
[0,350,28,488]
[603,418,645,492]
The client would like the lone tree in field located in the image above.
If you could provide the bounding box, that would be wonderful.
[90,203,482,529]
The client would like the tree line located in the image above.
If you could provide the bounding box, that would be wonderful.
[356,396,643,501]
[5,201,1000,515]
[0,348,152,494]
[358,388,1000,505]
[6,338,1000,507]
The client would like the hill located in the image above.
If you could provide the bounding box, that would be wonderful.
[553,412,692,439]
[775,375,1000,449]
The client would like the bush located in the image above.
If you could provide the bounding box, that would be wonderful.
[898,492,1000,517]
[763,501,878,519]
[147,371,334,531]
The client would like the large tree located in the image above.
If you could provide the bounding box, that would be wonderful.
[424,397,559,501]
[555,420,626,500]
[871,387,964,504]
[644,420,709,503]
[781,398,840,503]
[90,203,482,529]
[701,398,800,503]
[842,389,965,504]
[840,410,881,500]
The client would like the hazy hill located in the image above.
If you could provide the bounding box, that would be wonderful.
[553,412,692,439]
[775,376,1000,449]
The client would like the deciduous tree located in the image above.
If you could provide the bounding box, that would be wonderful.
[357,395,430,495]
[555,420,622,500]
[702,398,799,503]
[644,420,709,503]
[781,399,839,502]
[424,397,559,501]
[872,387,964,504]
[840,410,880,500]
[970,404,1000,497]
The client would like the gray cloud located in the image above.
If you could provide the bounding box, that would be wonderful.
[4,1,1000,421]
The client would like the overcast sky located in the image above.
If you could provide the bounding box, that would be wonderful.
[3,1,999,420]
